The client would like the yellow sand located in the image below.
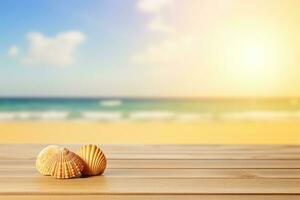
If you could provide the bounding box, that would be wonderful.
[0,121,300,144]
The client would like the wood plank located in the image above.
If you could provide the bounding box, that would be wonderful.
[2,144,300,160]
[1,145,300,158]
[3,152,300,160]
[0,145,300,160]
[100,145,300,153]
[1,144,300,198]
[0,177,300,195]
[108,159,300,169]
[104,169,300,178]
[1,168,300,179]
[1,195,300,200]
[2,159,300,169]
[105,153,300,159]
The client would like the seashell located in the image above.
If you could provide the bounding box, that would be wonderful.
[43,148,85,179]
[36,145,61,176]
[76,144,107,176]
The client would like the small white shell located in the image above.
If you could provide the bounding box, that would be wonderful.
[36,145,61,176]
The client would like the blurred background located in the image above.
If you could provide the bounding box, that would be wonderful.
[0,0,300,144]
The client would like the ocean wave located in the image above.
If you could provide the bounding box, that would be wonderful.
[0,112,16,120]
[0,111,69,121]
[99,100,122,107]
[220,111,300,121]
[129,111,176,121]
[38,112,69,120]
[81,112,122,121]
[175,113,213,122]
[1,110,300,122]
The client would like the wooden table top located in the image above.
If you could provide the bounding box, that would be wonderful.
[0,144,300,199]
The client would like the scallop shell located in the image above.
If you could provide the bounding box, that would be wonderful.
[36,145,61,176]
[76,144,107,176]
[43,148,85,179]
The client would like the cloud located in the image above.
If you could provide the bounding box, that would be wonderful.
[131,35,201,66]
[137,0,174,34]
[22,31,85,67]
[137,0,173,13]
[133,0,180,63]
[132,1,237,65]
[7,45,19,57]
[147,15,173,33]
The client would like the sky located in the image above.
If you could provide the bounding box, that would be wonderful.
[1,0,300,97]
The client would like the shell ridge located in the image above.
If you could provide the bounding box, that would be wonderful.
[76,144,107,176]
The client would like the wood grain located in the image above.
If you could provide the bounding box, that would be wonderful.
[2,159,300,169]
[0,177,300,194]
[0,195,300,200]
[2,144,300,158]
[1,168,300,179]
[0,144,299,199]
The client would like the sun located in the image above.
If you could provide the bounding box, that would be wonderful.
[242,43,266,69]
[219,28,284,91]
[238,41,270,77]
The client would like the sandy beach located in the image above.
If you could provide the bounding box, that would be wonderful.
[0,121,299,144]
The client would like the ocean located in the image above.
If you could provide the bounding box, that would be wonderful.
[0,98,299,122]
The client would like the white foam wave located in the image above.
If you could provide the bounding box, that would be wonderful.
[1,110,300,122]
[129,111,176,121]
[220,111,300,121]
[17,112,34,119]
[0,112,16,120]
[81,112,122,121]
[0,111,69,121]
[99,100,122,107]
[38,112,69,120]
[175,113,213,122]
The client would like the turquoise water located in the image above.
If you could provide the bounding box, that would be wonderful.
[0,98,299,121]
